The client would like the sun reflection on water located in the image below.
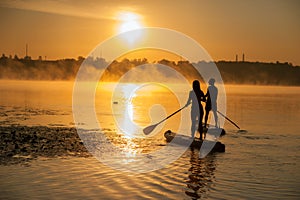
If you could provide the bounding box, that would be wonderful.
[95,82,185,162]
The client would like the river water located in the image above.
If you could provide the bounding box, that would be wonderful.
[0,80,299,199]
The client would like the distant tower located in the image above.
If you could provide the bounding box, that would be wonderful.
[24,44,31,60]
[26,44,28,57]
[242,53,245,62]
[236,54,238,62]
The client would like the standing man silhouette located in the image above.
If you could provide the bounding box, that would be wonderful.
[204,78,218,128]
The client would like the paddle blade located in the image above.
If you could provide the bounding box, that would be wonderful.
[143,124,157,135]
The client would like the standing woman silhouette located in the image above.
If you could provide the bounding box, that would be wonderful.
[185,80,206,140]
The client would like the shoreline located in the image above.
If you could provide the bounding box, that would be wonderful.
[0,126,91,166]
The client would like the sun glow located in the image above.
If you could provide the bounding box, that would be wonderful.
[117,12,143,33]
[116,11,144,45]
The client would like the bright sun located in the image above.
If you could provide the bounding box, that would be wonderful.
[116,12,144,45]
[117,12,143,33]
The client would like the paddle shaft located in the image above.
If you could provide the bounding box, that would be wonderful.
[157,106,185,125]
[143,106,186,135]
[217,111,240,129]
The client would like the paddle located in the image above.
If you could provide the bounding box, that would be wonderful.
[143,106,187,135]
[217,111,240,129]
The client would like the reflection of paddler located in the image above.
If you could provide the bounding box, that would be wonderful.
[185,80,206,140]
[185,148,216,198]
[204,78,218,128]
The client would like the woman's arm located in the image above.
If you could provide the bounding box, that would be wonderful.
[200,91,206,102]
[204,88,209,97]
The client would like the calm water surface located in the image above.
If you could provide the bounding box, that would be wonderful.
[0,80,299,199]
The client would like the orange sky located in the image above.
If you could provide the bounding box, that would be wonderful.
[0,0,299,65]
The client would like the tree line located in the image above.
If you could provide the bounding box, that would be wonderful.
[0,54,299,85]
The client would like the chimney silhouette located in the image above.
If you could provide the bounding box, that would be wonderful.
[26,44,28,57]
[242,53,245,62]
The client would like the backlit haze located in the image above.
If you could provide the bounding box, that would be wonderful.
[0,0,299,65]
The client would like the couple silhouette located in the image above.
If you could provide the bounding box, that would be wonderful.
[185,79,218,140]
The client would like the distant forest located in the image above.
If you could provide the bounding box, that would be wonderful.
[0,54,299,86]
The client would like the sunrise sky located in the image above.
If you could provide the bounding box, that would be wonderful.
[0,0,299,65]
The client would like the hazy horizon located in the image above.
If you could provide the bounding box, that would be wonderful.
[1,52,299,67]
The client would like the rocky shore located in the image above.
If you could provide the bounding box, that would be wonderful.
[0,126,91,165]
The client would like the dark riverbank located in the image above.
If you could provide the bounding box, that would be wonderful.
[0,55,299,86]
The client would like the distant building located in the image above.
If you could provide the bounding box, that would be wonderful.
[24,44,31,60]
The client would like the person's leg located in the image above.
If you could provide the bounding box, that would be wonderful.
[204,108,209,128]
[191,109,197,138]
[213,110,218,128]
[198,109,204,140]
[212,103,218,128]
